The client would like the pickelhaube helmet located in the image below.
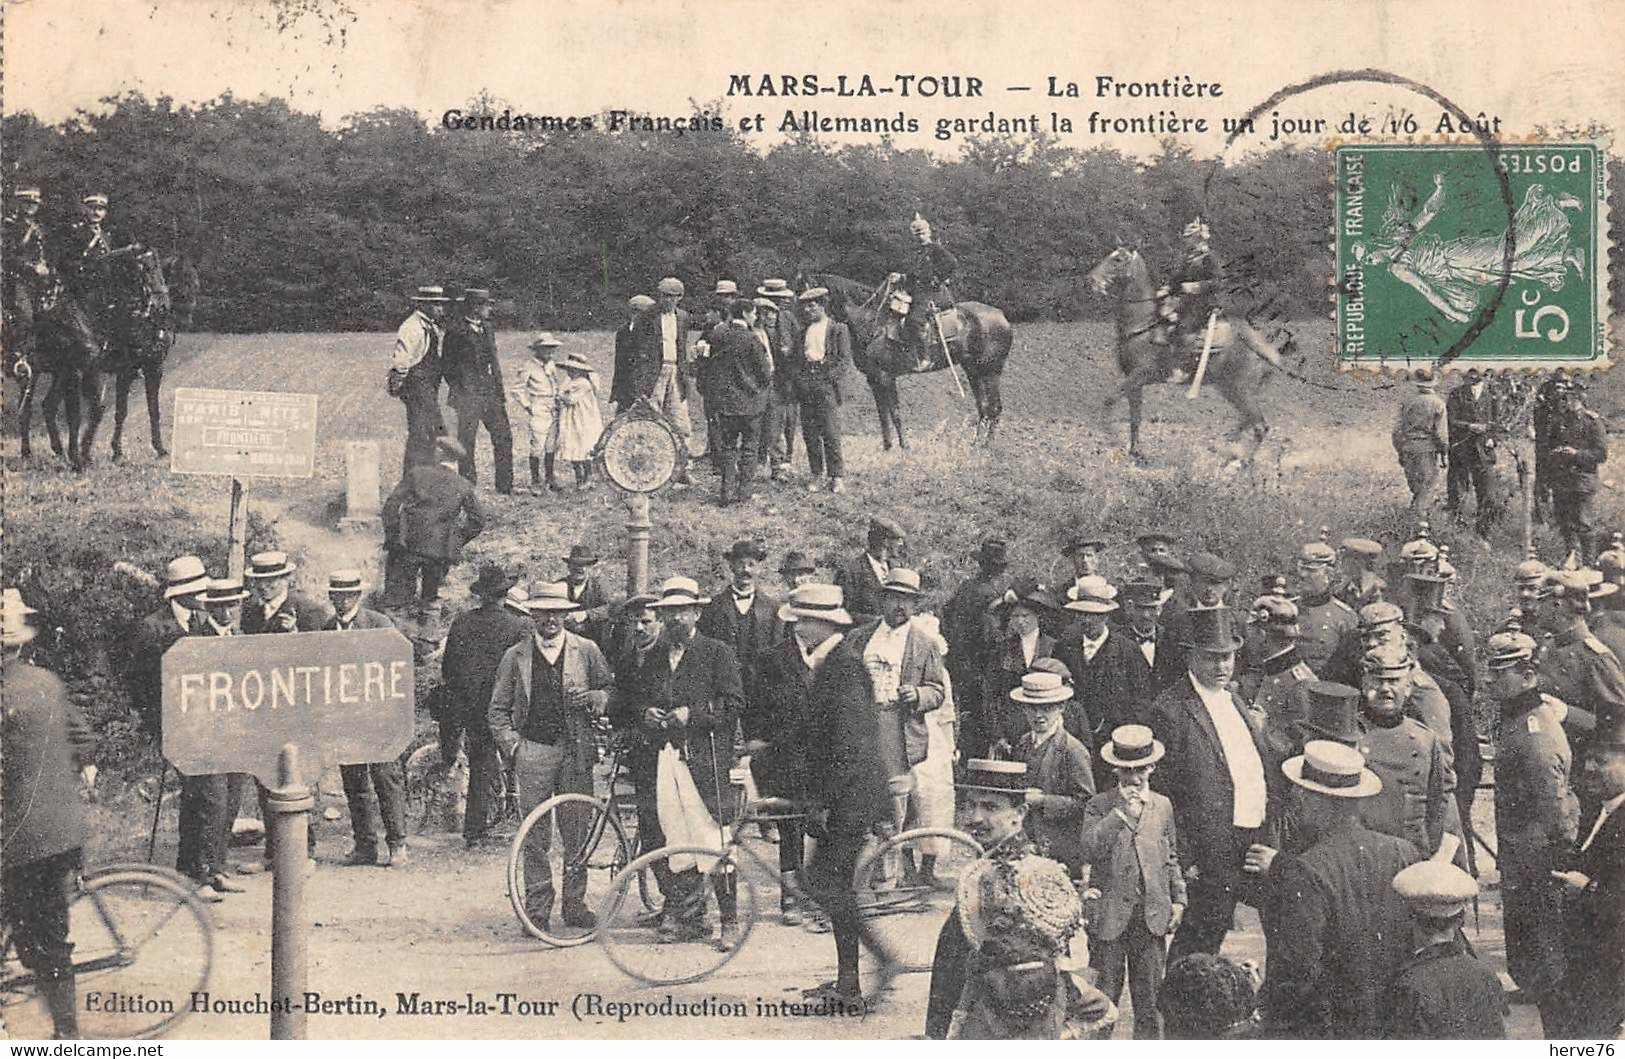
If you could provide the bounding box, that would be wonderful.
[1486,631,1539,670]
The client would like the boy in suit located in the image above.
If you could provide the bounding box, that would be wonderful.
[1082,725,1186,1039]
[1010,671,1095,876]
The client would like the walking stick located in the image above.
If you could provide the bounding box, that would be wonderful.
[927,300,967,400]
[1185,309,1221,401]
[146,763,169,864]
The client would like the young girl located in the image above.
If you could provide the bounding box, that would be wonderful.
[554,352,603,489]
[511,332,563,492]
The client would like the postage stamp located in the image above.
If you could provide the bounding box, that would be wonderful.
[1334,141,1610,372]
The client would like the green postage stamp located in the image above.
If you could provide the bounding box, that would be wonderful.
[1334,142,1609,371]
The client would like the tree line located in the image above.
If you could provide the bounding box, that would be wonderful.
[4,93,1621,333]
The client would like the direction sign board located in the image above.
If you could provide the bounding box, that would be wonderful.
[170,387,319,478]
[162,628,415,787]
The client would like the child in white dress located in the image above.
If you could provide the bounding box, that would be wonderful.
[555,352,604,490]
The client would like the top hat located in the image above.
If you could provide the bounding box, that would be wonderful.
[525,581,582,612]
[1186,552,1236,582]
[723,540,768,563]
[470,562,517,598]
[1010,671,1074,706]
[777,583,852,626]
[1392,859,1478,918]
[410,285,451,303]
[528,332,564,350]
[1296,681,1361,745]
[563,544,600,567]
[648,576,710,609]
[779,550,816,576]
[628,294,656,311]
[244,550,297,579]
[557,352,597,375]
[1102,724,1166,768]
[955,758,1029,795]
[164,555,210,599]
[975,537,1010,567]
[798,286,830,302]
[1181,605,1244,653]
[435,436,468,461]
[327,569,369,593]
[1297,528,1336,566]
[1,588,40,648]
[757,278,796,300]
[1485,631,1538,670]
[201,577,250,605]
[1065,576,1119,614]
[881,568,923,596]
[1283,740,1383,798]
[1339,537,1383,560]
[1061,534,1107,557]
[657,277,685,296]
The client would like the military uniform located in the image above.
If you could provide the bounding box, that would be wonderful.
[1295,592,1357,674]
[1531,374,1566,521]
[1392,381,1449,515]
[1539,623,1625,746]
[1356,715,1454,857]
[901,241,958,364]
[1547,399,1609,559]
[1246,645,1317,762]
[1444,376,1501,532]
[2,203,51,351]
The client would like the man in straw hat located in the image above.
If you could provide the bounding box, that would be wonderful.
[1082,725,1185,1039]
[1554,711,1625,1038]
[1059,575,1151,779]
[125,554,209,738]
[1385,856,1507,1038]
[442,286,515,494]
[387,284,452,474]
[1260,740,1420,1038]
[488,581,614,929]
[1010,672,1094,877]
[382,435,487,618]
[241,549,320,635]
[440,562,527,847]
[1149,604,1272,958]
[788,286,852,493]
[2,589,96,1039]
[630,277,696,483]
[1485,628,1577,1035]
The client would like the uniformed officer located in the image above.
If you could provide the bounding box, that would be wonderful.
[1403,568,1475,696]
[1513,554,1549,614]
[1487,629,1579,1035]
[1243,578,1316,762]
[1293,531,1357,674]
[1333,536,1386,610]
[900,214,958,370]
[1156,217,1226,381]
[1392,370,1449,517]
[1535,569,1625,770]
[1357,645,1459,858]
[1531,369,1570,524]
[60,192,142,309]
[1547,377,1610,563]
[1385,858,1507,1039]
[387,285,452,474]
[2,186,52,356]
[1323,597,1404,688]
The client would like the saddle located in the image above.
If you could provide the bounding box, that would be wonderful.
[875,275,963,373]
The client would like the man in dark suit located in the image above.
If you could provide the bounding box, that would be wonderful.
[1554,716,1625,1038]
[382,436,487,614]
[1150,605,1274,958]
[1444,368,1500,533]
[610,294,653,412]
[630,277,696,483]
[941,537,1012,756]
[614,577,745,947]
[560,544,611,647]
[834,515,903,625]
[698,539,781,713]
[439,562,526,848]
[125,554,209,738]
[787,287,852,493]
[700,299,774,505]
[755,280,801,480]
[1059,576,1153,784]
[179,578,254,894]
[1122,575,1184,694]
[441,287,515,494]
[975,580,1061,757]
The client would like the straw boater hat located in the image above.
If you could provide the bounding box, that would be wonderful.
[777,583,852,626]
[647,576,710,609]
[628,294,656,311]
[1392,859,1479,919]
[713,279,739,297]
[1181,605,1245,653]
[327,569,368,594]
[881,568,922,596]
[955,758,1030,795]
[1101,724,1166,768]
[525,581,582,612]
[410,285,451,303]
[527,332,564,351]
[563,544,600,567]
[558,352,597,375]
[798,286,829,302]
[1009,670,1073,706]
[201,577,250,605]
[1065,575,1119,614]
[244,550,297,579]
[1,588,40,648]
[1282,740,1383,798]
[163,555,211,599]
[757,278,796,300]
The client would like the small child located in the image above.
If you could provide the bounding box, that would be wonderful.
[510,332,563,493]
[1081,724,1186,1040]
[554,352,604,490]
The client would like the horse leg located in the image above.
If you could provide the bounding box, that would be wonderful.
[146,366,167,456]
[867,376,893,450]
[75,372,107,470]
[889,379,906,450]
[49,374,74,464]
[1218,379,1268,468]
[111,370,133,462]
[1125,383,1146,460]
[983,373,1003,446]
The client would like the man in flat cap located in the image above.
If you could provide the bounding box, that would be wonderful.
[388,285,452,474]
[1334,536,1386,611]
[611,294,654,412]
[1356,645,1461,859]
[630,278,696,483]
[442,287,515,495]
[1384,857,1506,1038]
[382,436,487,619]
[1292,530,1358,674]
[788,287,852,493]
[1548,377,1609,563]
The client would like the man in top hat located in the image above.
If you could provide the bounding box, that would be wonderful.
[1553,712,1625,1038]
[1059,575,1152,783]
[614,577,745,944]
[699,539,782,719]
[382,435,487,616]
[700,298,775,505]
[1119,574,1182,694]
[3,186,52,357]
[1260,740,1420,1038]
[440,287,514,494]
[1292,530,1358,674]
[755,278,801,480]
[1242,579,1317,764]
[630,277,696,481]
[1009,672,1095,877]
[787,286,852,493]
[558,543,611,646]
[835,515,904,625]
[439,562,527,848]
[1082,724,1185,1040]
[1535,569,1625,771]
[974,578,1063,757]
[1392,368,1449,517]
[388,285,452,474]
[125,554,209,739]
[2,588,96,1039]
[317,571,409,867]
[488,581,615,930]
[1445,367,1502,533]
[1149,604,1273,958]
[1486,629,1579,1033]
[1356,645,1461,859]
[1548,376,1609,563]
[1334,536,1386,611]
[611,294,656,412]
[941,536,1013,748]
[241,549,322,635]
[1385,857,1507,1039]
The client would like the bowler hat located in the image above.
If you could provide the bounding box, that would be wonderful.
[1101,724,1166,768]
[245,550,297,579]
[470,562,516,598]
[1283,740,1382,798]
[563,544,600,567]
[955,758,1029,795]
[723,540,768,563]
[164,555,210,599]
[1180,605,1244,653]
[1295,681,1361,745]
[777,583,851,626]
[526,581,582,612]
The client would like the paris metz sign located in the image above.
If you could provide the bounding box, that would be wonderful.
[162,629,415,787]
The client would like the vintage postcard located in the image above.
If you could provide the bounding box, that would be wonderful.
[3,0,1624,1046]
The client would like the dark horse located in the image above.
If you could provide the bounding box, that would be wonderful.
[1085,245,1281,465]
[795,272,1013,447]
[15,249,176,467]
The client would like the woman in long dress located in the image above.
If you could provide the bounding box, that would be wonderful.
[555,352,604,490]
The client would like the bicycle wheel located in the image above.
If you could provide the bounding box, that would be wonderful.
[0,865,215,1040]
[508,793,629,946]
[852,827,983,974]
[598,844,757,986]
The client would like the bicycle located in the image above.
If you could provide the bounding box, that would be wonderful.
[506,726,657,946]
[1,862,214,1040]
[596,792,982,988]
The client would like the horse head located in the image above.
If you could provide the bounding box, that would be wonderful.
[1086,245,1144,296]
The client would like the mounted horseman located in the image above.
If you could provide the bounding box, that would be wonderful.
[2,187,55,372]
[1152,217,1227,384]
[895,213,960,374]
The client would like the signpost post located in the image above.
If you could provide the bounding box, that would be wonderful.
[595,399,686,596]
[162,627,414,1039]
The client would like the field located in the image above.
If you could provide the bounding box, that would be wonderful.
[2,317,1620,1038]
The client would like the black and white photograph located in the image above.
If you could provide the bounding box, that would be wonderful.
[2,0,1623,1044]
